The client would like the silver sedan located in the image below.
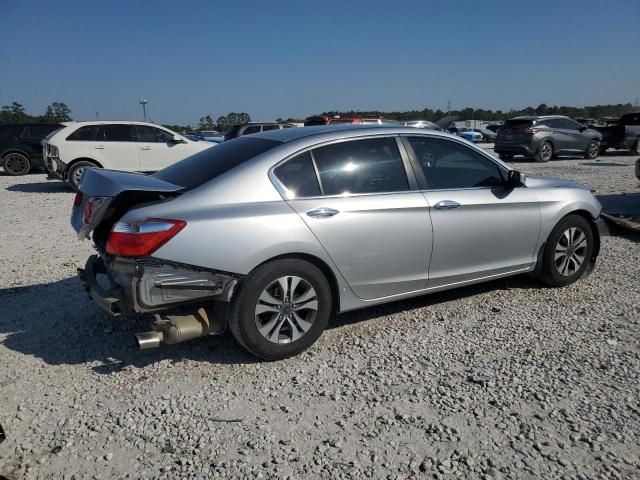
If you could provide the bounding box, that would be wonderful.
[72,125,603,360]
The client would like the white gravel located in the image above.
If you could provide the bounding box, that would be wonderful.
[1,152,639,479]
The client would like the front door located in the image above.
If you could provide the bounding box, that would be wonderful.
[275,137,433,300]
[404,136,541,288]
[135,125,187,172]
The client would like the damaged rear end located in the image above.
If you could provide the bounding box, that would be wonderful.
[72,168,237,348]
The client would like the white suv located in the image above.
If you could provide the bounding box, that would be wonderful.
[44,121,214,189]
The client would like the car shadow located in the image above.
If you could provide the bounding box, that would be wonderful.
[0,273,538,372]
[6,181,73,193]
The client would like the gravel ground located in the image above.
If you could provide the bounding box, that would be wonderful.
[1,151,639,480]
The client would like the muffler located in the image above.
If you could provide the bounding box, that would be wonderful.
[134,305,224,350]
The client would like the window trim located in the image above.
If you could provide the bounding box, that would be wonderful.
[400,134,509,192]
[268,134,420,200]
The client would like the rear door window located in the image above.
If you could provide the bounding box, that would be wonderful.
[262,125,279,131]
[102,124,135,142]
[67,125,99,141]
[407,137,504,189]
[311,137,409,195]
[273,151,321,198]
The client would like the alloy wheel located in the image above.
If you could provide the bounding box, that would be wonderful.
[587,141,599,159]
[3,153,30,175]
[540,143,553,161]
[554,227,587,276]
[254,276,318,344]
[72,167,86,186]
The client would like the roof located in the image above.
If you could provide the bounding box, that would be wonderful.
[511,115,569,120]
[245,124,460,143]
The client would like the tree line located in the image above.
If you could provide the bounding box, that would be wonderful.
[0,101,72,123]
[318,103,637,123]
[2,101,636,130]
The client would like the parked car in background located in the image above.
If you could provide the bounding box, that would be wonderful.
[303,116,398,126]
[472,128,497,143]
[403,120,442,130]
[448,126,483,143]
[196,130,225,144]
[494,116,602,162]
[485,123,503,133]
[72,125,602,360]
[591,113,640,155]
[44,121,213,190]
[223,122,294,141]
[0,123,64,175]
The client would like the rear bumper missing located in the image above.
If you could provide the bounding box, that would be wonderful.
[78,255,240,316]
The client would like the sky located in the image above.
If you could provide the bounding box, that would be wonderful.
[1,0,639,125]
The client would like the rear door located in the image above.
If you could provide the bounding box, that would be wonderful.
[547,118,584,152]
[93,124,139,171]
[404,136,540,287]
[135,125,187,172]
[275,136,433,300]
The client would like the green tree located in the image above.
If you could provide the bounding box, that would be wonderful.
[0,102,29,122]
[42,102,72,122]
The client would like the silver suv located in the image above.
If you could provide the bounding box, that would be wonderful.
[71,125,603,360]
[494,115,602,162]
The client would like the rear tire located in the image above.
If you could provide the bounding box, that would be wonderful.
[535,141,553,163]
[228,259,332,361]
[583,140,600,159]
[67,160,98,191]
[631,139,640,156]
[539,214,594,287]
[2,152,31,176]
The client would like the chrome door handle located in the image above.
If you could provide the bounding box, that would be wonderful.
[140,146,151,150]
[306,207,339,218]
[434,200,461,210]
[94,145,105,149]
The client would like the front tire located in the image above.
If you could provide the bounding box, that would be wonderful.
[583,140,600,159]
[539,214,594,287]
[631,139,640,156]
[498,153,514,161]
[228,259,332,360]
[535,141,553,163]
[67,161,98,191]
[2,152,31,176]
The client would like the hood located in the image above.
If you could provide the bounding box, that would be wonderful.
[524,175,591,190]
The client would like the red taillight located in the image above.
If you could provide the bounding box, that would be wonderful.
[524,127,542,134]
[73,191,83,206]
[106,219,186,257]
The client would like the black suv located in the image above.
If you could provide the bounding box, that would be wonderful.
[494,116,602,162]
[224,122,294,141]
[0,123,64,175]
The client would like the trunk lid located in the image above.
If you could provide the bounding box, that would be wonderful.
[497,119,534,144]
[72,168,182,240]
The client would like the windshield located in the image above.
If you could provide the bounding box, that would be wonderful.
[153,137,282,190]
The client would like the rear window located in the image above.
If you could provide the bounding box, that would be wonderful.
[153,137,282,190]
[502,119,533,130]
[67,125,99,141]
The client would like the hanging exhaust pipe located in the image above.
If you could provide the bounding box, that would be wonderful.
[135,331,164,350]
[134,305,225,350]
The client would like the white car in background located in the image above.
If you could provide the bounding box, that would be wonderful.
[44,121,214,189]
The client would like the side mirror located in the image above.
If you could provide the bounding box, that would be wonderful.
[507,170,526,187]
[171,135,185,144]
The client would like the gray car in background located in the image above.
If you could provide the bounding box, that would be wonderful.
[494,115,602,162]
[71,125,603,360]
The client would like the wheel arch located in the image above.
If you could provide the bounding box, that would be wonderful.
[243,252,341,317]
[65,157,103,179]
[1,148,31,160]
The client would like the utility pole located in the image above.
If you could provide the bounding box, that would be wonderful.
[96,111,99,120]
[446,100,451,114]
[139,99,148,122]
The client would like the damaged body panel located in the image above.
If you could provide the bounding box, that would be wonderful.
[79,255,240,316]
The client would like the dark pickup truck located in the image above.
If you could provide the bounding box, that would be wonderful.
[593,113,640,155]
